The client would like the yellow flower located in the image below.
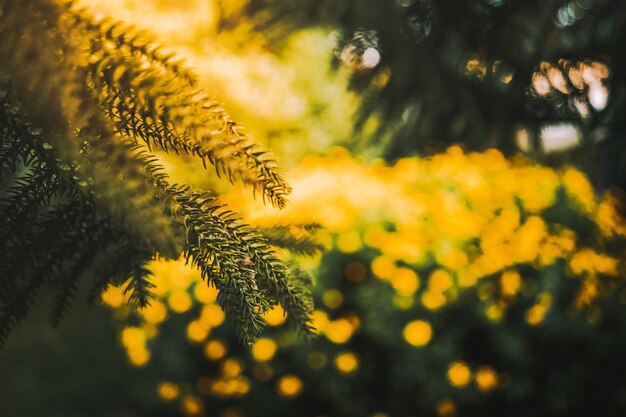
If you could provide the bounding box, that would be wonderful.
[436,398,457,417]
[263,305,287,326]
[334,351,359,374]
[390,268,420,296]
[276,375,303,397]
[251,338,278,362]
[562,167,596,212]
[403,320,433,347]
[204,340,227,361]
[157,381,179,401]
[475,366,498,391]
[325,318,355,344]
[447,361,471,387]
[500,270,521,297]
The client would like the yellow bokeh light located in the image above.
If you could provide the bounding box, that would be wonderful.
[436,399,457,417]
[364,224,389,247]
[204,340,227,361]
[569,249,619,277]
[157,381,179,401]
[371,255,396,280]
[325,318,355,344]
[390,268,420,296]
[139,300,167,324]
[121,326,146,349]
[500,270,521,297]
[447,361,472,387]
[200,303,225,327]
[563,167,596,212]
[221,358,243,378]
[336,229,362,253]
[168,290,192,313]
[475,366,498,391]
[527,293,552,325]
[180,395,204,417]
[276,375,303,398]
[323,289,344,309]
[403,320,433,347]
[263,305,287,326]
[251,338,277,362]
[429,269,453,292]
[526,304,547,326]
[334,351,359,374]
[186,320,209,343]
[101,285,126,308]
[127,345,150,367]
[310,309,330,334]
[597,191,626,238]
[194,283,219,304]
[485,304,504,323]
[422,291,447,311]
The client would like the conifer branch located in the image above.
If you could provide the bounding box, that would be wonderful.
[258,225,324,256]
[0,0,315,346]
[77,20,291,208]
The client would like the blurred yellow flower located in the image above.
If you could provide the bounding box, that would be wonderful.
[310,309,330,334]
[436,399,457,417]
[168,290,192,313]
[251,338,277,362]
[429,269,453,292]
[570,249,619,276]
[180,394,204,416]
[422,291,447,311]
[500,270,521,297]
[597,192,626,237]
[127,345,150,367]
[526,294,552,326]
[194,283,219,304]
[390,268,420,296]
[204,340,227,361]
[563,167,596,212]
[263,305,287,326]
[334,351,359,374]
[485,304,504,323]
[186,320,209,343]
[222,358,243,378]
[121,326,146,349]
[157,381,180,401]
[475,366,499,391]
[200,303,225,327]
[276,375,303,397]
[371,255,397,280]
[138,300,167,324]
[325,318,355,344]
[403,320,433,347]
[447,361,472,387]
[336,229,362,253]
[101,285,126,308]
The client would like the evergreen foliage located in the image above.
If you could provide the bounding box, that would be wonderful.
[0,0,315,346]
[234,0,626,188]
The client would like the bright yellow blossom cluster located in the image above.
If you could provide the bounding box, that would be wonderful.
[100,146,625,415]
[225,146,623,319]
